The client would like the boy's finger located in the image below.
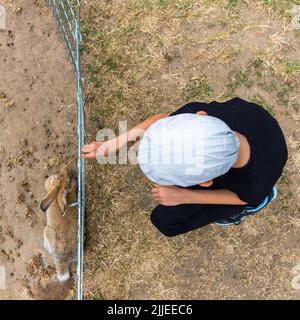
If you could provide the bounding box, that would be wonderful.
[81,152,96,159]
[82,141,104,152]
[152,195,160,202]
[82,145,95,153]
[152,192,160,199]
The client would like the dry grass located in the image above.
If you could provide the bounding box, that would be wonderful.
[81,0,300,299]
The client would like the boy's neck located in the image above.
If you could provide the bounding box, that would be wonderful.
[232,132,251,168]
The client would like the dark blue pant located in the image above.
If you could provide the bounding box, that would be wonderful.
[150,185,247,237]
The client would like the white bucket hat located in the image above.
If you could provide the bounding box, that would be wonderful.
[138,113,240,187]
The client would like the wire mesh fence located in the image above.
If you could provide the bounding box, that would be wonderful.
[48,0,85,301]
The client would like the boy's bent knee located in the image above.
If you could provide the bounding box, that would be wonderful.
[150,206,184,237]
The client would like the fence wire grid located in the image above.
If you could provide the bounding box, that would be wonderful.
[48,0,85,301]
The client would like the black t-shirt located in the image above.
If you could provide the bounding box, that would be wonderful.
[170,97,288,205]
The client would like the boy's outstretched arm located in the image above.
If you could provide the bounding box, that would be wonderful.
[151,185,247,206]
[82,113,169,159]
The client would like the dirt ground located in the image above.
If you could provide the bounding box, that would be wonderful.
[82,0,300,299]
[0,0,76,299]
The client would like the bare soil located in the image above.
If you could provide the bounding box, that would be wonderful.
[0,0,76,300]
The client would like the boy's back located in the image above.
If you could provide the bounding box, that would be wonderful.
[171,97,288,205]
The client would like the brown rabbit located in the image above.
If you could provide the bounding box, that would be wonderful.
[41,161,77,283]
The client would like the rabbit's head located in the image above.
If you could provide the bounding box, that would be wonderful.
[41,162,77,216]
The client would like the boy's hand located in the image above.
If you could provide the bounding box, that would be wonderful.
[81,139,119,159]
[151,185,191,206]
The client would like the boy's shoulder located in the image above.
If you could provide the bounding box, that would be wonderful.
[171,97,267,115]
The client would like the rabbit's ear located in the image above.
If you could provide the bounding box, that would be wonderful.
[57,189,67,216]
[41,187,59,212]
